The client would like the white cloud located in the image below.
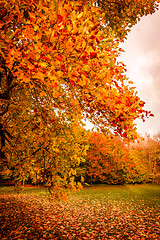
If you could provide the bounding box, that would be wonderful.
[119,9,160,137]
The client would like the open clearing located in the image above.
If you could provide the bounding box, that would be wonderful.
[0,184,160,239]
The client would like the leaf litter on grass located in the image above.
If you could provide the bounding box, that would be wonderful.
[0,185,160,239]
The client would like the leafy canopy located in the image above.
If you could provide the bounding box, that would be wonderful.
[1,0,155,139]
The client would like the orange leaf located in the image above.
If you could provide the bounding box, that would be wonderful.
[72,70,79,78]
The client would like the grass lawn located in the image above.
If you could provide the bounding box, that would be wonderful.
[0,184,160,239]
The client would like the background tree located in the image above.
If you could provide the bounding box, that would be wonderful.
[143,135,160,183]
[84,131,160,185]
[85,132,129,184]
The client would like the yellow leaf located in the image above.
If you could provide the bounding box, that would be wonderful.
[49,75,57,81]
[67,24,72,32]
[56,71,63,77]
[50,30,55,41]
[41,62,47,68]
[77,12,83,19]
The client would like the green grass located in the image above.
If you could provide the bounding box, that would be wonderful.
[0,184,160,239]
[73,184,160,215]
[0,185,48,195]
[0,183,160,208]
[0,183,159,210]
[75,184,160,203]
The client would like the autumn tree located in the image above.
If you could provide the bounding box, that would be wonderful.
[124,134,160,184]
[85,132,130,184]
[0,0,158,193]
[1,84,89,196]
[143,135,160,183]
[128,143,153,184]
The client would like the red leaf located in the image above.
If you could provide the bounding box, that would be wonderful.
[139,101,145,106]
[96,38,100,44]
[52,82,58,88]
[56,55,63,61]
[90,52,97,58]
[72,70,79,78]
[57,14,63,22]
[123,132,127,138]
[70,79,75,86]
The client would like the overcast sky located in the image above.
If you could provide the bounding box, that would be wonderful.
[120,8,160,137]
